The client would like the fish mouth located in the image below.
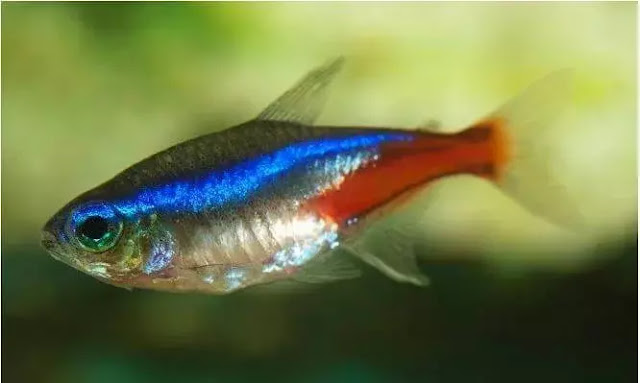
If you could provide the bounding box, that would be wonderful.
[41,230,76,267]
[41,231,57,250]
[41,231,63,259]
[41,229,116,281]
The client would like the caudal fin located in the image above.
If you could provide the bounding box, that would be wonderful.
[476,71,581,228]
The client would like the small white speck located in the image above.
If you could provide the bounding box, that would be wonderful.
[86,263,110,279]
[225,268,246,291]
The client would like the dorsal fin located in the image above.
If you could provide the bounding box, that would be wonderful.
[256,57,345,125]
[416,119,443,133]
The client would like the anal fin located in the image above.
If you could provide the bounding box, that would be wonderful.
[293,250,362,284]
[343,218,430,287]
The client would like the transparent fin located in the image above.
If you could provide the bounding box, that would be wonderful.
[242,280,317,295]
[110,283,134,292]
[482,70,583,228]
[293,250,362,284]
[256,57,345,125]
[242,251,361,295]
[416,119,442,133]
[343,218,430,286]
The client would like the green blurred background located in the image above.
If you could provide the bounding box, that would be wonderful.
[2,3,637,382]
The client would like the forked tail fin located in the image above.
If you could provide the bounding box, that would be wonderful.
[474,71,581,227]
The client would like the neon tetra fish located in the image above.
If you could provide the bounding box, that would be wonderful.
[41,58,574,294]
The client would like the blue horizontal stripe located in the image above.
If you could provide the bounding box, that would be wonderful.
[112,132,413,217]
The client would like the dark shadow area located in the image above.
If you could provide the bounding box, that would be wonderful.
[2,233,636,383]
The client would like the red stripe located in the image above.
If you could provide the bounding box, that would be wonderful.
[304,126,500,225]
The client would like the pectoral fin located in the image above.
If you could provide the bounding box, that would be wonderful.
[243,250,362,295]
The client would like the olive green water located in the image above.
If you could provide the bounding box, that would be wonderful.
[2,3,636,382]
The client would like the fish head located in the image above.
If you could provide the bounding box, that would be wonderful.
[42,189,228,293]
[41,197,146,285]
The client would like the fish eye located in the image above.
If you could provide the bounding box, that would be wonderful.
[75,215,122,252]
[70,203,123,253]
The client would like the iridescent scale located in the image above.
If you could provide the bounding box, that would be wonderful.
[121,130,412,291]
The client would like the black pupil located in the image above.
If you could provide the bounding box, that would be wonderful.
[78,216,109,240]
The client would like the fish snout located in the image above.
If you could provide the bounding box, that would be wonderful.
[41,230,58,252]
